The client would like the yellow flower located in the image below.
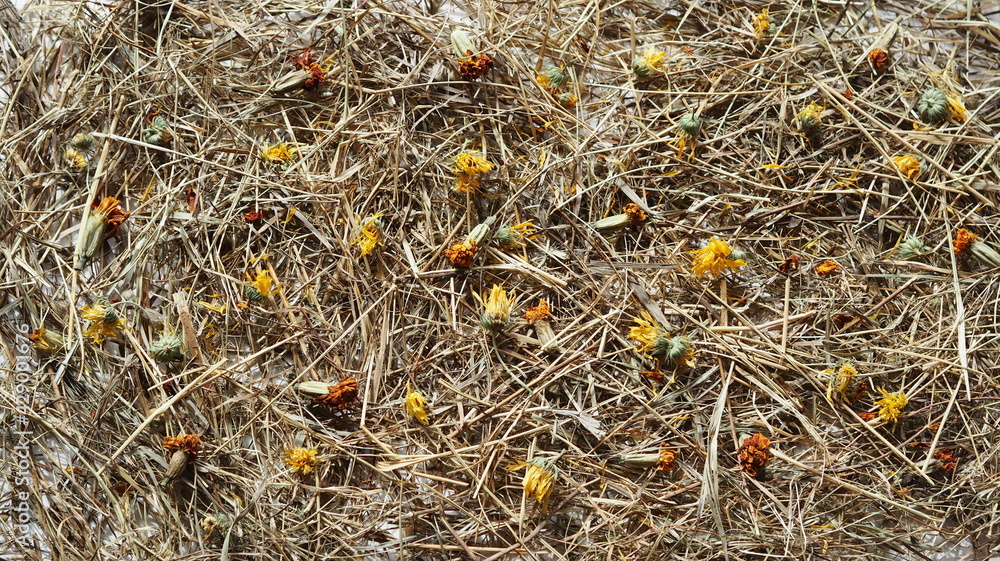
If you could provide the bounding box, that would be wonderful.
[404,387,429,425]
[29,327,65,352]
[946,94,967,122]
[64,148,88,172]
[631,47,666,78]
[795,102,823,131]
[689,237,746,277]
[874,388,908,423]
[494,221,536,249]
[826,361,857,402]
[261,142,299,164]
[452,151,495,194]
[628,312,668,355]
[285,447,323,474]
[891,154,922,181]
[353,213,385,257]
[246,270,278,302]
[80,300,126,344]
[753,8,774,39]
[517,457,558,514]
[475,284,516,331]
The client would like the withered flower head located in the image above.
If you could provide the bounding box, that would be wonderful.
[292,48,326,90]
[737,433,771,479]
[244,210,266,223]
[874,388,908,423]
[64,148,88,172]
[891,154,922,181]
[656,444,677,472]
[201,513,230,539]
[285,447,323,474]
[689,238,746,277]
[143,115,173,146]
[261,142,299,165]
[300,377,359,410]
[933,449,958,473]
[75,197,129,270]
[641,370,665,384]
[623,203,647,228]
[452,151,495,194]
[953,228,977,255]
[536,66,569,91]
[80,299,126,344]
[816,260,840,276]
[519,456,559,514]
[70,133,96,150]
[826,361,857,402]
[753,8,774,40]
[494,221,535,249]
[29,327,65,353]
[631,47,666,79]
[163,434,201,456]
[476,284,516,331]
[868,48,889,70]
[445,240,479,268]
[246,270,278,303]
[795,102,823,131]
[353,213,385,257]
[457,53,494,80]
[524,300,552,324]
[777,254,800,274]
[404,387,429,425]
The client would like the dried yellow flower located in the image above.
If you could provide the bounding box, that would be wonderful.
[404,387,429,425]
[29,327,64,353]
[494,221,535,249]
[285,447,323,474]
[261,142,299,164]
[891,154,922,181]
[514,456,560,514]
[631,47,666,78]
[64,148,88,172]
[753,8,774,39]
[246,270,278,302]
[80,300,126,344]
[874,388,908,423]
[475,284,516,331]
[689,238,746,277]
[353,213,385,257]
[826,361,857,402]
[452,151,494,194]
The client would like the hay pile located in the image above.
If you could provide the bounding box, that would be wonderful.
[2,0,1000,559]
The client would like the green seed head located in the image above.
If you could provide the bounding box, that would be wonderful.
[677,113,700,136]
[917,88,948,123]
[150,331,185,362]
[896,236,929,260]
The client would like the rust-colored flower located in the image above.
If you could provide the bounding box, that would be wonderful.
[623,203,647,228]
[458,53,494,80]
[933,449,958,473]
[300,377,359,410]
[524,300,552,324]
[777,254,799,274]
[164,434,201,456]
[858,411,878,422]
[816,260,839,275]
[656,444,676,472]
[868,48,889,70]
[162,433,201,483]
[737,433,771,479]
[953,228,977,255]
[244,210,266,223]
[293,48,326,90]
[445,240,479,268]
[641,370,665,384]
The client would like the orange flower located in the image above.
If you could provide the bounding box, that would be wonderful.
[933,449,958,473]
[737,434,771,479]
[953,228,977,255]
[777,254,799,274]
[816,260,839,275]
[641,370,665,384]
[623,203,647,228]
[293,48,326,90]
[656,444,676,471]
[312,377,359,409]
[163,434,201,457]
[445,240,479,268]
[868,48,889,70]
[244,210,266,222]
[524,300,552,323]
[458,53,494,80]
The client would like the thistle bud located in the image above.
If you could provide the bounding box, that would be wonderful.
[917,88,948,123]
